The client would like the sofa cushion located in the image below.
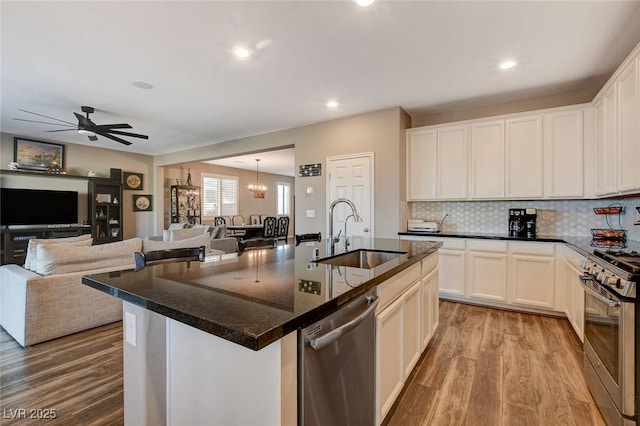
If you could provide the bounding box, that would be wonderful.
[143,233,211,252]
[34,238,143,276]
[24,234,92,271]
[168,226,209,241]
[210,225,227,239]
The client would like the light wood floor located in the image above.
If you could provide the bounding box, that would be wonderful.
[0,301,606,426]
[386,301,606,426]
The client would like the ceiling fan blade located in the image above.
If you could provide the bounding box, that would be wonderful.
[13,118,76,127]
[45,129,77,133]
[19,109,76,126]
[88,135,99,142]
[93,130,132,146]
[107,129,149,139]
[94,123,133,130]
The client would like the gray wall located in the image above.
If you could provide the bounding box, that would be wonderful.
[154,107,410,238]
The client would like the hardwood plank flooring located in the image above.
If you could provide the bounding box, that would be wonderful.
[0,301,606,426]
[386,300,606,426]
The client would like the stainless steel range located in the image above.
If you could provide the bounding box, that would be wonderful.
[579,249,639,426]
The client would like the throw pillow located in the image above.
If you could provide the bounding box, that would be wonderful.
[167,222,187,231]
[34,238,143,276]
[142,232,211,253]
[24,234,92,271]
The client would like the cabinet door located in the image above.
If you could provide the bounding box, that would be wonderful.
[438,249,465,296]
[421,269,438,350]
[510,254,556,309]
[603,86,618,194]
[544,109,584,198]
[617,59,640,193]
[407,130,437,200]
[506,115,543,198]
[402,281,422,379]
[470,120,505,199]
[467,250,508,302]
[437,125,468,199]
[376,297,404,424]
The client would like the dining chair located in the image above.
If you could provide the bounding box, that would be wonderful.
[232,215,244,225]
[249,214,260,225]
[276,216,289,244]
[134,246,206,271]
[260,214,269,224]
[295,232,322,246]
[263,216,277,239]
[214,216,226,226]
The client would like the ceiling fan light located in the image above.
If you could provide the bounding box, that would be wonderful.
[78,129,96,137]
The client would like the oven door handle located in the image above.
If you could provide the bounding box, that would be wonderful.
[579,275,620,308]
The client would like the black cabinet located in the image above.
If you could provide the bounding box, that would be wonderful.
[1,226,91,265]
[88,178,123,244]
[170,185,201,224]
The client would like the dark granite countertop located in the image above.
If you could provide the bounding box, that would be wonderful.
[82,238,441,351]
[398,231,640,253]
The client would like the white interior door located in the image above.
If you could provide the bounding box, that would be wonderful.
[327,153,374,248]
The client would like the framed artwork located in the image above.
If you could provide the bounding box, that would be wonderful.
[123,172,144,190]
[13,137,65,171]
[133,194,153,212]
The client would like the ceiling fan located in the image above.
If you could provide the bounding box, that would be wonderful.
[14,106,148,146]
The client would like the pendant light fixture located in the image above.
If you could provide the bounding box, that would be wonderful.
[248,159,267,198]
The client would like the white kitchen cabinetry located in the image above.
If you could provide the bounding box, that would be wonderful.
[437,125,468,199]
[375,254,438,425]
[616,58,640,193]
[470,120,505,199]
[432,238,465,296]
[406,129,437,200]
[564,260,585,342]
[506,115,544,198]
[466,240,508,302]
[544,109,584,198]
[595,86,619,196]
[509,243,556,310]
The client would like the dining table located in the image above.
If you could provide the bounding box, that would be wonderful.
[227,224,264,239]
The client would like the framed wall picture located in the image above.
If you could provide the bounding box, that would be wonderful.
[14,138,65,171]
[123,172,144,190]
[133,194,153,212]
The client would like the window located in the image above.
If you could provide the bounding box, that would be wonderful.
[202,174,238,217]
[277,182,290,216]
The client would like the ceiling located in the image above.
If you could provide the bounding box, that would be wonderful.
[204,147,295,177]
[2,1,640,161]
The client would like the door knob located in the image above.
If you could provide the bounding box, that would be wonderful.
[364,228,369,233]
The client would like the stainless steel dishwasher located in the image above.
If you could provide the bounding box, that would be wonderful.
[298,289,379,426]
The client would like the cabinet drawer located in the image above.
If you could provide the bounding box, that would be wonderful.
[467,240,508,253]
[377,263,421,312]
[428,237,466,250]
[509,242,555,256]
[421,252,438,276]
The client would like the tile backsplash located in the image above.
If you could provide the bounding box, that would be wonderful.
[409,197,640,241]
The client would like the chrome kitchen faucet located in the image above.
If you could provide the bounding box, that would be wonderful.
[328,198,362,255]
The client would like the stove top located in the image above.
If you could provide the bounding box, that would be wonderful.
[594,250,640,275]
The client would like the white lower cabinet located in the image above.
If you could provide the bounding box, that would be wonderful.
[375,253,439,425]
[509,243,556,310]
[466,240,508,302]
[564,260,585,341]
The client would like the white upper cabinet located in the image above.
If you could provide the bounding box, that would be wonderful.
[470,120,505,199]
[544,109,584,198]
[437,125,468,199]
[406,129,437,200]
[617,58,640,193]
[603,86,618,195]
[506,115,543,198]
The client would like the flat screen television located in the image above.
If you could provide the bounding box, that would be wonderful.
[1,188,78,226]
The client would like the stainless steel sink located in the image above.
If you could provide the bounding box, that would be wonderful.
[315,249,406,269]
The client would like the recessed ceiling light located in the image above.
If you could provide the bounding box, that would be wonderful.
[499,60,517,70]
[355,0,375,7]
[326,100,339,109]
[233,46,252,59]
[132,81,154,89]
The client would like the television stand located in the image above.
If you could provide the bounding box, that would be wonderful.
[1,225,92,265]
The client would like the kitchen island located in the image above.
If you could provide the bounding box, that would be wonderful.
[82,238,441,426]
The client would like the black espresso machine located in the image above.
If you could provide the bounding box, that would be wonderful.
[509,208,538,238]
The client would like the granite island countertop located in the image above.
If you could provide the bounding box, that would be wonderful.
[82,238,441,351]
